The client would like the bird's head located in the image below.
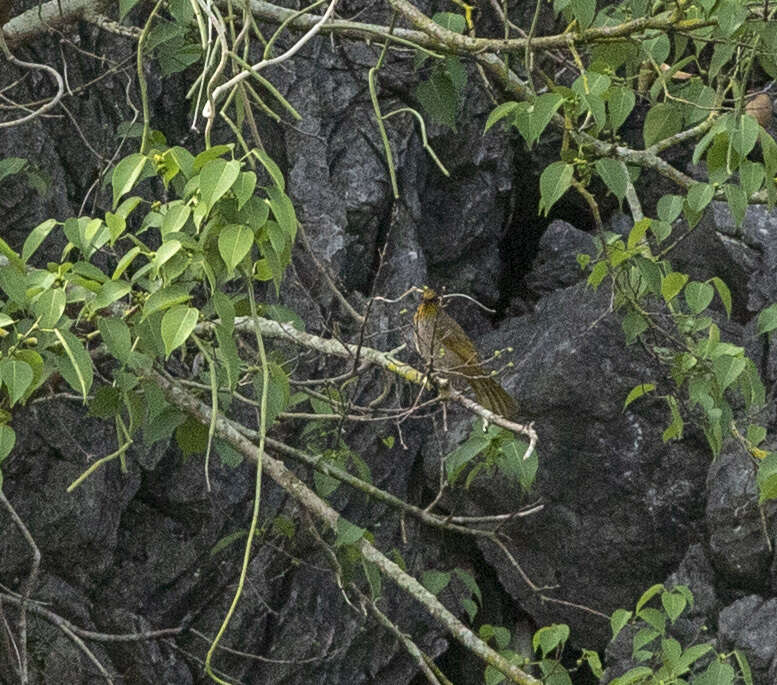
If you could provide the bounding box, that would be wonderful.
[420,286,440,303]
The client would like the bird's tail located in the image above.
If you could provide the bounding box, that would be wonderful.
[470,375,518,420]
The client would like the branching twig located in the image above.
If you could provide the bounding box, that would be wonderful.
[0,490,40,685]
[147,370,542,685]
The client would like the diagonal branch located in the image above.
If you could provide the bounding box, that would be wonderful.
[149,369,542,685]
[199,314,538,450]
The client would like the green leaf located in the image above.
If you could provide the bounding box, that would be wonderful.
[484,102,520,133]
[709,42,735,78]
[265,185,297,241]
[93,280,132,310]
[644,103,682,147]
[607,86,636,132]
[581,649,603,679]
[88,385,122,418]
[416,70,459,129]
[650,219,672,244]
[484,664,507,685]
[734,648,754,685]
[99,317,132,364]
[266,221,288,260]
[160,305,199,358]
[624,383,655,409]
[748,423,767,447]
[710,277,732,318]
[421,569,451,595]
[713,355,746,391]
[661,272,688,303]
[611,608,632,640]
[595,158,629,201]
[716,0,746,36]
[635,255,662,294]
[119,0,142,19]
[22,219,57,263]
[54,328,94,399]
[252,148,285,191]
[633,625,661,653]
[263,304,305,330]
[271,515,296,540]
[334,518,366,547]
[142,285,191,320]
[662,395,684,441]
[105,212,126,243]
[199,158,241,209]
[144,406,186,445]
[539,162,574,216]
[0,265,26,305]
[571,0,595,28]
[160,204,191,235]
[685,281,714,314]
[252,362,290,429]
[675,643,713,672]
[0,360,33,406]
[661,590,686,622]
[686,183,714,214]
[758,303,777,334]
[684,84,716,126]
[635,583,664,613]
[445,432,490,485]
[0,425,15,463]
[363,558,382,600]
[657,194,685,223]
[622,310,648,344]
[740,160,765,197]
[165,146,196,179]
[175,415,208,456]
[0,157,26,183]
[33,288,66,328]
[526,93,564,144]
[12,350,43,403]
[213,290,235,330]
[757,453,777,502]
[192,144,233,172]
[724,184,748,227]
[694,660,735,685]
[218,224,254,274]
[233,171,257,209]
[112,153,149,209]
[432,11,466,33]
[627,218,651,250]
[533,624,570,657]
[642,32,670,63]
[209,529,249,557]
[731,114,760,157]
[454,568,483,605]
[113,246,141,280]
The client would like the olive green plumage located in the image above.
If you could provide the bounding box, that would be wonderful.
[413,287,518,419]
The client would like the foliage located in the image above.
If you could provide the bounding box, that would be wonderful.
[4,0,777,681]
[481,0,777,500]
[481,586,752,685]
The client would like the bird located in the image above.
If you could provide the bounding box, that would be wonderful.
[413,286,518,419]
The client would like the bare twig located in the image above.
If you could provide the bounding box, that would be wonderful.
[148,370,542,685]
[0,489,40,685]
[202,0,340,119]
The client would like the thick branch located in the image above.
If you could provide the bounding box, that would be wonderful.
[386,0,715,52]
[203,315,538,448]
[150,370,541,685]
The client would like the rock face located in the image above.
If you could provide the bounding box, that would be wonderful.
[3,4,777,684]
